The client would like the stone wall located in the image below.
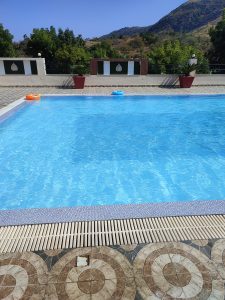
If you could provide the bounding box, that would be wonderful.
[0,74,224,87]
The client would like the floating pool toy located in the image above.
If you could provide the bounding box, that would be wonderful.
[111,90,125,96]
[26,94,41,101]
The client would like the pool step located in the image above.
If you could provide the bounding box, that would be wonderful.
[0,214,225,253]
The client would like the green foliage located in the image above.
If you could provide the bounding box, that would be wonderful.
[180,63,197,76]
[57,29,85,48]
[197,57,210,73]
[0,24,16,57]
[73,64,88,75]
[148,40,209,74]
[140,32,158,45]
[209,9,225,63]
[25,26,89,73]
[89,40,121,58]
[55,45,90,74]
[15,35,29,56]
[26,26,57,60]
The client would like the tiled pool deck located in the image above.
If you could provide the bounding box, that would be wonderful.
[1,86,225,109]
[1,87,225,299]
[1,238,225,299]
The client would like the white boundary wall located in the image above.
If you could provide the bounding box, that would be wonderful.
[0,57,46,76]
[0,74,224,87]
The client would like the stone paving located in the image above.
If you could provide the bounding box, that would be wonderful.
[0,239,225,299]
[1,86,225,109]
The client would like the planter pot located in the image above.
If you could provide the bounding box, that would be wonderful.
[179,76,195,88]
[73,75,85,89]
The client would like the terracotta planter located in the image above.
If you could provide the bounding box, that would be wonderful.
[179,76,195,88]
[73,75,85,89]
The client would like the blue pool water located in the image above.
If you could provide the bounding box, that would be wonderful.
[1,95,225,210]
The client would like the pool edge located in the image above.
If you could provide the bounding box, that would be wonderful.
[0,97,26,121]
[1,200,225,226]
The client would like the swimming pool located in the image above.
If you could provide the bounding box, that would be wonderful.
[1,94,225,211]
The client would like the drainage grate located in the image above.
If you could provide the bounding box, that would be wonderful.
[0,215,225,253]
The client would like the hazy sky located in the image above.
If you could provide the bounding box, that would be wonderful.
[1,0,186,41]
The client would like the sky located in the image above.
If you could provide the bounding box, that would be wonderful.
[0,0,186,41]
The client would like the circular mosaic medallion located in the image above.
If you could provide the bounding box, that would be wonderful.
[134,242,224,299]
[163,263,191,287]
[0,252,47,299]
[48,247,136,299]
[212,239,225,279]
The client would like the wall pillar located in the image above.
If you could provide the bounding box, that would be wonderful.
[103,61,110,76]
[128,61,134,75]
[0,61,5,75]
[36,58,46,75]
[23,60,32,75]
[140,59,148,75]
[90,59,98,75]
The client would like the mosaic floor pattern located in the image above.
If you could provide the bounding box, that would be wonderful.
[0,239,225,299]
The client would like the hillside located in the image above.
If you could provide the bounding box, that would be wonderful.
[101,0,225,38]
[87,17,219,59]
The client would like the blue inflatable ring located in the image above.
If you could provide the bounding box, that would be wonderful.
[111,90,124,96]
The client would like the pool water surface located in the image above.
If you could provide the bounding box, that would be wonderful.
[1,95,225,210]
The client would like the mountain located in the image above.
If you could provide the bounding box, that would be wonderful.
[101,26,149,39]
[101,0,225,38]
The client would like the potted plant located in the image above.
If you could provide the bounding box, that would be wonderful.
[179,63,197,88]
[72,65,87,89]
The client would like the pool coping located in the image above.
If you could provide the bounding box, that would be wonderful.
[42,93,225,96]
[1,200,225,226]
[0,97,26,121]
[1,95,225,226]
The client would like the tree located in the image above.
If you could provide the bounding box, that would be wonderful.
[57,29,85,48]
[24,26,88,73]
[89,40,121,58]
[209,9,225,63]
[148,40,209,74]
[25,26,57,60]
[0,24,16,57]
[55,45,90,74]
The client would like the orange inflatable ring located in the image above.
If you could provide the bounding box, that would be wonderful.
[26,94,41,100]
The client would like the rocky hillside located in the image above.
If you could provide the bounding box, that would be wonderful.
[101,0,225,38]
